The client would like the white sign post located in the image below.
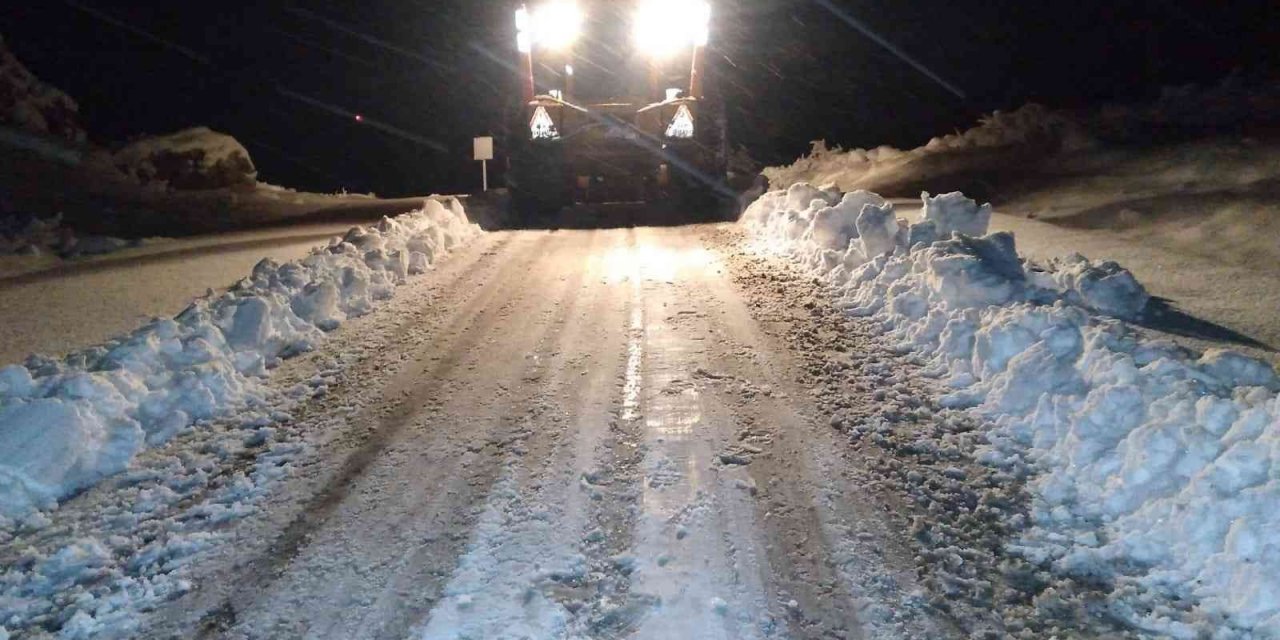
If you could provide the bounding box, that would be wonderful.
[473,136,494,192]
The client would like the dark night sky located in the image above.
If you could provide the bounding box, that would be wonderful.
[3,1,1277,197]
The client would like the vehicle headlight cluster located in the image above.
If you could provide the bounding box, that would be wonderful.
[515,1,583,53]
[634,0,711,57]
[516,1,711,56]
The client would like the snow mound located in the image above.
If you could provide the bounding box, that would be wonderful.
[743,185,1143,320]
[0,197,481,520]
[0,36,85,144]
[745,185,1280,636]
[113,127,257,190]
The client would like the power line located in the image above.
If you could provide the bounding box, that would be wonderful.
[810,0,966,101]
[64,0,211,66]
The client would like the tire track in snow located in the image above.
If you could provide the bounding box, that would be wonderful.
[326,231,599,639]
[557,227,657,637]
[708,226,954,638]
[619,228,780,640]
[674,250,871,639]
[191,232,561,637]
[412,229,637,639]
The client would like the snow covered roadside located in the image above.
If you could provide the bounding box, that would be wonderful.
[743,184,1280,637]
[0,214,141,266]
[0,197,481,522]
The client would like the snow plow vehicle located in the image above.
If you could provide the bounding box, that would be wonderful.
[506,0,731,223]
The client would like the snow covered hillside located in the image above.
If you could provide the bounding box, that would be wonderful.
[995,139,1280,269]
[0,125,439,240]
[0,198,481,521]
[0,39,470,244]
[764,82,1280,205]
[744,184,1280,637]
[763,104,1096,200]
[0,36,84,144]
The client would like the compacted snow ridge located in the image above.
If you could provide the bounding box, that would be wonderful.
[0,197,482,522]
[743,184,1280,638]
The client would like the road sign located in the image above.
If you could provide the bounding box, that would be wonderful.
[474,137,494,191]
[473,137,494,161]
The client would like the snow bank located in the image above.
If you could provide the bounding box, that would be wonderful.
[113,127,257,190]
[0,197,481,520]
[742,185,1147,321]
[745,185,1280,636]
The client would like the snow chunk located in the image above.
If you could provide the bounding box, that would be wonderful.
[1198,349,1280,390]
[784,182,836,212]
[0,399,143,515]
[37,538,113,588]
[856,202,898,259]
[1031,254,1151,319]
[919,191,992,238]
[0,214,137,260]
[803,190,885,251]
[0,365,34,398]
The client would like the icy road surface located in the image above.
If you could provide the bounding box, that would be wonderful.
[106,226,944,639]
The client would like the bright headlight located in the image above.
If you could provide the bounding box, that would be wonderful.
[515,2,583,52]
[634,0,711,57]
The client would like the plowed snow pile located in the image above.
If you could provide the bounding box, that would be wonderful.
[0,197,481,521]
[744,184,1280,637]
